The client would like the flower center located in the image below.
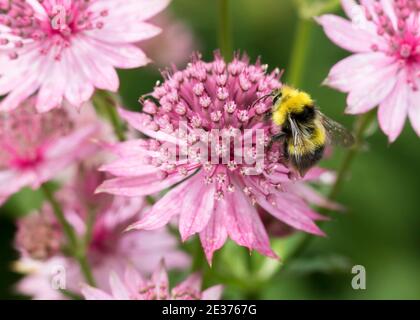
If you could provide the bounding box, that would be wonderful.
[0,0,108,60]
[0,105,73,170]
[363,0,420,89]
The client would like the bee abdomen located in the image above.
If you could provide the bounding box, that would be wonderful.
[285,144,325,176]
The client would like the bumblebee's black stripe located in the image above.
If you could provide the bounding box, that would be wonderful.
[291,104,315,122]
[284,143,325,175]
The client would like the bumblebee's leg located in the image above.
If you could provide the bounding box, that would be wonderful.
[263,113,272,122]
[272,132,286,141]
[268,132,286,149]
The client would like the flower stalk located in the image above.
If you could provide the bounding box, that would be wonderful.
[218,0,233,61]
[281,110,377,265]
[93,91,126,142]
[286,18,313,87]
[40,184,96,286]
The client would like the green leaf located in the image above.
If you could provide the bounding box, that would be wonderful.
[286,254,353,275]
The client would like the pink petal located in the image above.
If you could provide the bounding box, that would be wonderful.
[109,272,130,300]
[45,125,98,159]
[117,107,184,144]
[26,0,48,20]
[172,273,202,297]
[202,285,223,300]
[179,173,216,241]
[341,0,359,18]
[99,160,161,177]
[378,72,409,142]
[88,0,170,23]
[346,61,398,114]
[109,139,149,157]
[199,201,228,264]
[151,261,170,300]
[124,266,144,297]
[87,22,162,43]
[96,169,192,197]
[127,180,191,230]
[408,88,420,137]
[224,180,277,258]
[85,41,150,69]
[73,36,120,92]
[287,183,343,212]
[325,53,393,92]
[0,74,40,111]
[316,14,377,53]
[62,47,95,106]
[81,285,114,300]
[0,170,33,205]
[257,192,325,236]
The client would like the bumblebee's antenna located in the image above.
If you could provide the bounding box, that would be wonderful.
[249,93,274,110]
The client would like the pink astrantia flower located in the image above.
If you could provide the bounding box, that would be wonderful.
[0,0,170,112]
[0,99,99,205]
[317,0,420,142]
[14,165,190,299]
[82,262,223,300]
[97,53,330,264]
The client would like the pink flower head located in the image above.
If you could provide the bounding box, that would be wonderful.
[82,261,223,300]
[318,0,420,142]
[0,0,170,112]
[15,210,62,260]
[14,164,189,299]
[0,99,99,205]
[98,53,329,264]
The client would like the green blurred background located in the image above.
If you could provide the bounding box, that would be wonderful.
[1,0,419,299]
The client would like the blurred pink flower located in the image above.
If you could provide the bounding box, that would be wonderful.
[318,0,420,142]
[15,211,62,260]
[0,0,170,112]
[82,261,223,300]
[98,53,329,264]
[143,12,196,67]
[14,165,190,299]
[0,100,99,205]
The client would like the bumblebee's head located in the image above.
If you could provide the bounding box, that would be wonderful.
[271,85,314,126]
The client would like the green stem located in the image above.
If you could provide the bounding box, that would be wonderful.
[282,110,377,264]
[76,254,96,287]
[328,111,376,200]
[84,207,96,247]
[191,237,206,272]
[218,0,232,61]
[93,91,126,141]
[286,18,313,87]
[41,184,77,248]
[105,99,126,142]
[40,184,96,286]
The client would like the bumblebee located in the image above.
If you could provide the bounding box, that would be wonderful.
[259,85,355,177]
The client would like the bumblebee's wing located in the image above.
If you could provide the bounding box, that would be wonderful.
[318,111,355,147]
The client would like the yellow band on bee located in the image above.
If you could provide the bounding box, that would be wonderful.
[272,86,314,126]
